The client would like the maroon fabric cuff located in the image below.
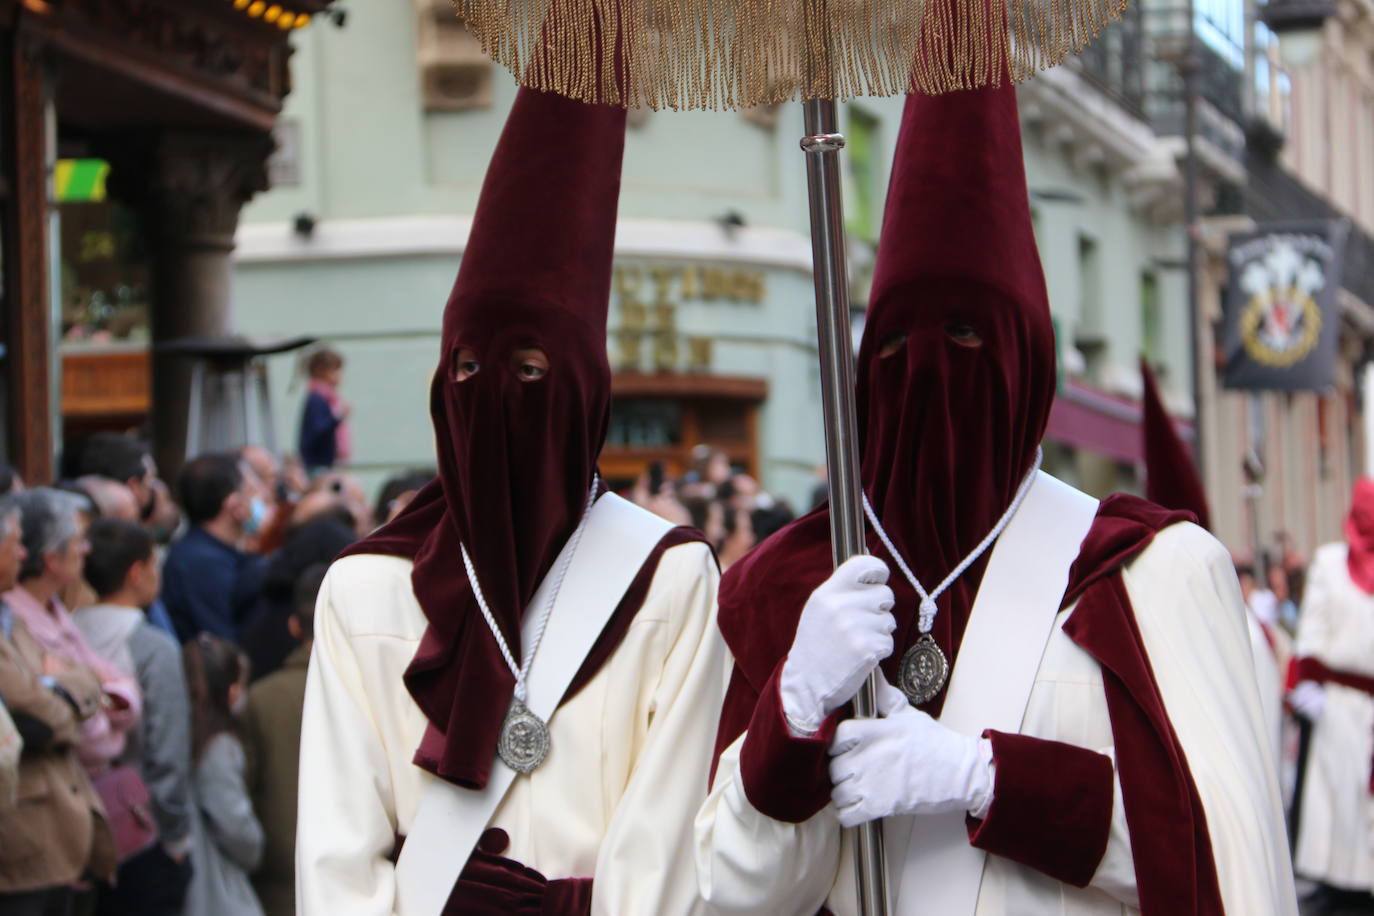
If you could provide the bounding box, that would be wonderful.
[967,731,1114,888]
[1296,656,1374,696]
[739,663,840,823]
[544,878,593,915]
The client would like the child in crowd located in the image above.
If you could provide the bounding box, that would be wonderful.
[297,349,351,474]
[77,519,194,916]
[240,563,327,916]
[184,634,263,916]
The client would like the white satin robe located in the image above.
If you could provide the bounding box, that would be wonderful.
[695,522,1297,915]
[296,540,726,915]
[1293,542,1374,890]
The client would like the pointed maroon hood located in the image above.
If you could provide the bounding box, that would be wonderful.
[721,77,1056,716]
[1140,358,1210,530]
[853,76,1056,678]
[347,49,628,789]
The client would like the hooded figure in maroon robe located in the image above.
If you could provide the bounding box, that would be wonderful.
[694,72,1294,916]
[1140,357,1210,530]
[298,21,726,916]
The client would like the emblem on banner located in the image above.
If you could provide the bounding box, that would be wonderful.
[1237,240,1325,368]
[1221,220,1348,392]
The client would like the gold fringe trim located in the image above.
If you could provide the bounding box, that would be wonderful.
[451,0,1129,110]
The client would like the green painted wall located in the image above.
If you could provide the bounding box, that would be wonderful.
[233,0,1189,510]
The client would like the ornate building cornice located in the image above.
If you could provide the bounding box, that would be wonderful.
[19,0,332,128]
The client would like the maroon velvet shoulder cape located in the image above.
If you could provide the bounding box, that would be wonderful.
[712,493,1224,914]
[363,484,711,916]
[342,491,708,747]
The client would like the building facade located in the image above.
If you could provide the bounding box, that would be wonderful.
[0,0,334,483]
[232,0,1199,515]
[1163,0,1374,564]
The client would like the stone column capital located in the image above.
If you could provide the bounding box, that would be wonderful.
[142,130,273,249]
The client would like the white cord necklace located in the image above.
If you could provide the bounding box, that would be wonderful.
[460,476,599,773]
[862,448,1042,705]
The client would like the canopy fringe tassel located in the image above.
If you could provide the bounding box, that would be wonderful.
[451,0,1128,111]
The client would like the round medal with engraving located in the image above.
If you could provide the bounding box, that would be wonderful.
[498,699,550,774]
[897,633,949,707]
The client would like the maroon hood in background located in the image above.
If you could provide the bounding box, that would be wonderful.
[1140,357,1210,530]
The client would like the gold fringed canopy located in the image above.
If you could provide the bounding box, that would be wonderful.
[451,0,1128,110]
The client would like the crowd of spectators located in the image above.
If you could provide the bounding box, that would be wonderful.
[0,375,801,916]
[0,427,432,916]
[626,444,802,570]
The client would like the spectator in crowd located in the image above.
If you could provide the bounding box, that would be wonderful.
[0,465,21,496]
[298,348,351,474]
[77,520,194,916]
[372,468,434,528]
[238,446,292,554]
[143,478,182,546]
[183,634,263,916]
[67,434,159,525]
[240,563,327,916]
[0,492,114,916]
[236,462,278,557]
[1269,560,1302,635]
[75,477,138,524]
[689,444,733,495]
[240,517,355,682]
[629,462,692,527]
[239,446,285,505]
[47,485,100,615]
[0,698,16,811]
[2,489,141,772]
[290,471,372,537]
[161,455,269,643]
[629,447,795,571]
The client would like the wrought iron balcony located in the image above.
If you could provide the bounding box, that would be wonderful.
[1073,3,1149,118]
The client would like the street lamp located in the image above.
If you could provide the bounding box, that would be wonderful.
[1259,0,1336,68]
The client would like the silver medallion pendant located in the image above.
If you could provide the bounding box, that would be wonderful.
[897,634,950,707]
[498,698,550,774]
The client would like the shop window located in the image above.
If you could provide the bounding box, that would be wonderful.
[600,377,766,492]
[1075,234,1106,382]
[606,399,683,449]
[1140,270,1161,361]
[57,160,149,347]
[56,159,151,426]
[697,402,751,444]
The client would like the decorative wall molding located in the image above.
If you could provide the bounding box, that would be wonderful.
[235,215,817,273]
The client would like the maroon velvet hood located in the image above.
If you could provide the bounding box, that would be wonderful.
[1346,478,1374,594]
[1140,357,1210,530]
[720,78,1055,710]
[346,72,628,789]
[856,74,1057,626]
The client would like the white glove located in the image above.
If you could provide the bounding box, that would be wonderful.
[779,555,896,736]
[828,675,995,828]
[1289,680,1326,721]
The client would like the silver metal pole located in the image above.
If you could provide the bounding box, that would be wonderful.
[801,96,889,916]
[1181,0,1205,482]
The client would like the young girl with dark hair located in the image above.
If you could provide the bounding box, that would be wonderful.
[183,634,264,916]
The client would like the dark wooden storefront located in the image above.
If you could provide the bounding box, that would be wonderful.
[0,0,330,482]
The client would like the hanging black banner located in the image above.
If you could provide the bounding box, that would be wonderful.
[1221,220,1349,391]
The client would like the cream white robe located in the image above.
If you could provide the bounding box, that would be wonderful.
[296,540,726,915]
[1293,542,1374,890]
[695,521,1297,915]
[1246,609,1285,772]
